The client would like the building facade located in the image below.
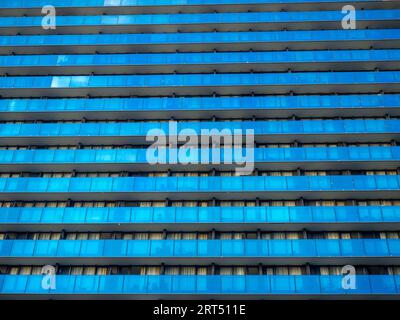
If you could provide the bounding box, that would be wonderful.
[0,0,400,299]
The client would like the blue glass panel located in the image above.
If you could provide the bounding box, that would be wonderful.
[57,240,82,257]
[18,207,42,223]
[245,240,268,256]
[51,275,77,294]
[289,207,312,222]
[26,275,49,294]
[335,206,359,222]
[387,239,400,256]
[244,207,266,222]
[312,206,336,222]
[357,206,382,222]
[103,240,127,257]
[123,275,147,294]
[74,276,99,294]
[340,239,364,256]
[34,240,58,257]
[174,240,197,257]
[369,275,396,294]
[319,275,346,294]
[147,275,172,293]
[292,240,316,257]
[11,240,34,256]
[108,207,131,223]
[198,207,219,223]
[0,208,20,223]
[197,240,221,257]
[126,241,150,256]
[221,276,246,293]
[269,240,292,256]
[80,240,104,257]
[363,239,389,256]
[175,208,198,223]
[270,276,296,294]
[40,207,64,223]
[132,207,152,222]
[267,207,289,222]
[62,207,86,223]
[316,240,340,256]
[196,276,221,294]
[98,275,124,294]
[221,240,244,256]
[172,275,196,294]
[0,241,13,256]
[246,276,270,294]
[1,275,28,294]
[150,240,174,256]
[85,207,108,223]
[295,276,320,294]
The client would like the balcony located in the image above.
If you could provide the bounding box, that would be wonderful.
[1,94,399,120]
[0,275,399,299]
[1,29,400,54]
[0,239,400,265]
[0,206,399,232]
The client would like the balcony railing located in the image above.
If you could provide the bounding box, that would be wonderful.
[0,275,399,296]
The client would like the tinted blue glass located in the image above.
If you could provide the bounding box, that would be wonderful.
[221,240,244,256]
[198,207,220,223]
[295,276,320,294]
[335,206,359,222]
[147,276,172,293]
[62,208,86,223]
[387,239,400,255]
[26,276,48,294]
[363,240,389,256]
[150,240,174,256]
[1,276,28,294]
[174,240,197,256]
[289,207,312,222]
[246,276,270,294]
[85,207,108,223]
[57,240,82,257]
[269,240,292,256]
[108,207,131,223]
[340,239,364,256]
[267,207,290,222]
[0,208,20,223]
[292,240,316,256]
[11,240,34,256]
[270,275,296,294]
[245,240,268,256]
[132,207,152,222]
[40,208,64,223]
[221,276,246,293]
[0,241,13,256]
[98,275,124,294]
[196,276,221,294]
[74,276,99,294]
[18,207,42,223]
[319,275,346,294]
[316,240,340,256]
[198,240,221,257]
[80,240,104,256]
[369,275,396,294]
[127,241,150,256]
[34,241,58,256]
[172,275,196,293]
[175,207,197,223]
[123,275,147,294]
[103,240,127,257]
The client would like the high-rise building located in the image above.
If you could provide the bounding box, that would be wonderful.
[0,0,400,300]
